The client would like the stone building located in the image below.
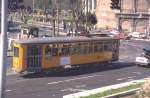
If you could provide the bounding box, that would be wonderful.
[93,0,150,33]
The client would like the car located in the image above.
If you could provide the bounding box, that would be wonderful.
[135,48,150,67]
[128,32,146,38]
[41,34,52,38]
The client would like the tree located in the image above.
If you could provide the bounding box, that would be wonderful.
[88,13,97,25]
[69,0,86,32]
[110,0,120,10]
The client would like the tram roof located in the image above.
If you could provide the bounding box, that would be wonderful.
[15,36,118,44]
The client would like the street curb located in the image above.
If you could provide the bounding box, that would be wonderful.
[63,79,146,98]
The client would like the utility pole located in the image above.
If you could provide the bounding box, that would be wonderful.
[0,0,8,98]
[86,0,89,31]
[57,0,61,36]
[32,0,35,12]
[52,9,56,36]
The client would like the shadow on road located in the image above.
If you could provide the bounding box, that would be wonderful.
[22,62,135,79]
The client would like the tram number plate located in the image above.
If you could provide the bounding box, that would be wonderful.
[60,57,71,65]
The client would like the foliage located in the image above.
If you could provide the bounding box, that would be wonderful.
[110,0,120,10]
[35,0,52,10]
[87,13,97,25]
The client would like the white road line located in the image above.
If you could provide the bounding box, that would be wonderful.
[116,78,126,81]
[47,74,103,85]
[61,88,87,92]
[75,85,86,88]
[132,72,142,75]
[5,90,13,92]
[61,88,72,92]
[127,76,136,79]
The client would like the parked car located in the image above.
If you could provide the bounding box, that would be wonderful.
[128,32,146,38]
[114,33,131,40]
[41,34,52,38]
[135,48,150,67]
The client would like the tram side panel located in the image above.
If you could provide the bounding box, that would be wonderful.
[71,52,112,65]
[13,43,27,72]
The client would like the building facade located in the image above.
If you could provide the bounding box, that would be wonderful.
[93,0,150,32]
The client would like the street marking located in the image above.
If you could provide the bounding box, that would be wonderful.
[116,78,126,81]
[52,94,56,97]
[75,85,86,88]
[5,90,13,92]
[48,74,103,85]
[132,72,142,75]
[61,88,72,92]
[127,76,136,79]
[61,88,87,92]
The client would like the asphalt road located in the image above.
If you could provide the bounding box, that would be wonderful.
[5,40,150,98]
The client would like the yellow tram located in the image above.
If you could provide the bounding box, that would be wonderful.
[12,36,119,73]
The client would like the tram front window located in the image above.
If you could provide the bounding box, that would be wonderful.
[14,47,19,57]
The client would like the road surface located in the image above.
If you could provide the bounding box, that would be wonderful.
[5,40,150,98]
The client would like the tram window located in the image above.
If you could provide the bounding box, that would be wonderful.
[59,44,70,56]
[94,42,103,52]
[70,43,80,55]
[80,43,85,54]
[45,45,58,56]
[61,47,69,56]
[76,44,81,54]
[89,43,94,53]
[84,43,90,54]
[104,42,112,51]
[70,46,74,55]
[45,45,52,56]
[52,48,58,56]
[112,41,117,49]
[14,47,19,57]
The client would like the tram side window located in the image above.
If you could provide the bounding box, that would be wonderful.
[52,47,58,56]
[84,43,90,54]
[104,42,112,51]
[112,41,117,49]
[45,45,58,56]
[80,43,85,54]
[70,45,75,55]
[94,42,103,53]
[61,47,70,56]
[69,43,80,55]
[45,45,52,56]
[59,44,70,56]
[14,47,19,57]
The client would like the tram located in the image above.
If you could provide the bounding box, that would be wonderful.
[12,36,119,74]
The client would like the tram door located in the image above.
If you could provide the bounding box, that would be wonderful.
[27,45,42,71]
[112,41,119,61]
